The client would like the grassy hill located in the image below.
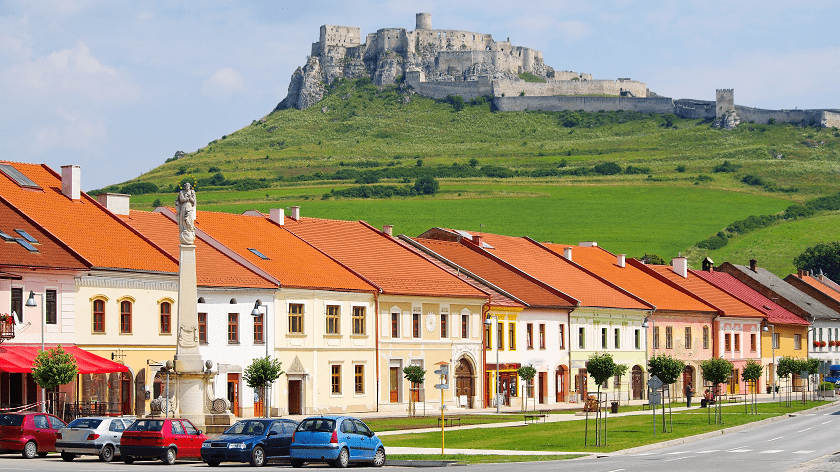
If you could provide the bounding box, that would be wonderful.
[102,78,840,275]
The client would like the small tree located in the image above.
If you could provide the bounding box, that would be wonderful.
[741,360,763,413]
[244,357,284,417]
[403,365,426,416]
[647,354,685,432]
[517,365,537,412]
[414,176,439,195]
[613,364,628,404]
[587,353,616,446]
[700,357,733,424]
[32,345,78,414]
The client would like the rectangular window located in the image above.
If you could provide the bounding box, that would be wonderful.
[750,333,756,352]
[11,288,22,323]
[331,365,341,394]
[440,314,448,339]
[635,329,641,349]
[485,323,492,350]
[794,333,802,350]
[498,322,505,350]
[354,365,364,394]
[45,289,57,324]
[288,304,303,334]
[160,302,171,334]
[601,327,608,349]
[198,313,207,343]
[773,332,780,349]
[539,324,546,349]
[819,328,824,341]
[578,327,585,349]
[391,313,399,338]
[92,299,105,333]
[665,326,673,349]
[352,307,366,335]
[526,323,533,349]
[509,323,516,350]
[558,324,565,350]
[228,313,239,344]
[120,300,132,334]
[685,327,692,349]
[254,314,264,344]
[461,314,469,338]
[412,313,420,338]
[326,305,340,335]
[653,326,660,350]
[724,333,731,351]
[614,328,620,349]
[734,333,740,352]
[703,326,709,349]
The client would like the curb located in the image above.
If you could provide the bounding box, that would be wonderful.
[386,460,462,467]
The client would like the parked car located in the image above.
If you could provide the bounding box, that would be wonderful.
[0,412,66,458]
[120,418,207,465]
[289,416,385,468]
[56,416,134,462]
[200,418,298,467]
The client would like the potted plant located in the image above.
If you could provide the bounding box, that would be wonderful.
[814,341,822,348]
[820,341,827,347]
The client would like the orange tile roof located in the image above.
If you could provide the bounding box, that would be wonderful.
[123,210,276,289]
[192,211,376,293]
[647,265,765,319]
[794,274,840,304]
[0,200,88,271]
[0,162,178,273]
[424,229,650,310]
[411,237,577,308]
[542,244,716,313]
[284,218,489,299]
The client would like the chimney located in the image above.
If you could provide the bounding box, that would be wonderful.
[617,254,625,268]
[473,234,483,247]
[672,257,688,278]
[95,193,130,216]
[749,259,758,272]
[269,208,284,225]
[290,206,300,221]
[383,225,393,237]
[702,257,714,272]
[798,269,804,278]
[579,241,598,247]
[563,247,572,261]
[61,165,80,201]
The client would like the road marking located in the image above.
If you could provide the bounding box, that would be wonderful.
[728,449,752,453]
[606,469,625,472]
[765,436,784,442]
[696,450,719,454]
[666,451,690,455]
[793,450,815,454]
[760,450,784,454]
[797,427,812,432]
[820,420,832,425]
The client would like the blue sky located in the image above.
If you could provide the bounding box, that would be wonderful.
[0,0,837,190]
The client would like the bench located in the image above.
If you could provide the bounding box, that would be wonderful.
[524,414,546,424]
[437,417,461,427]
[726,395,741,403]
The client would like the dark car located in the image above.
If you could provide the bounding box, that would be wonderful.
[120,418,207,465]
[200,418,298,467]
[290,416,385,468]
[0,412,66,458]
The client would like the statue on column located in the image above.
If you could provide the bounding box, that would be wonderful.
[175,182,196,245]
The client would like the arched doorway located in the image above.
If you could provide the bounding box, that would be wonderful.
[683,365,695,398]
[632,365,644,400]
[555,366,566,402]
[120,371,133,415]
[455,357,475,409]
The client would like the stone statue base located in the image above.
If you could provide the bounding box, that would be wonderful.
[174,371,211,429]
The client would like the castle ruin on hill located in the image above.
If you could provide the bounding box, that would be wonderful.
[276,13,840,129]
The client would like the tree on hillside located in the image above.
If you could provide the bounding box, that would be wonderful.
[414,176,439,195]
[793,241,840,281]
[244,357,284,418]
[403,365,426,416]
[641,254,667,265]
[32,345,77,414]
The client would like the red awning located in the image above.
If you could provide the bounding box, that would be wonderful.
[0,344,129,374]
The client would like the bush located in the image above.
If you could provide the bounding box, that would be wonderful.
[592,162,622,175]
[741,175,764,186]
[712,161,740,173]
[208,166,220,173]
[443,95,465,112]
[120,182,159,195]
[414,176,440,195]
[233,178,270,191]
[152,198,161,208]
[562,113,581,128]
[624,165,650,175]
[676,165,687,173]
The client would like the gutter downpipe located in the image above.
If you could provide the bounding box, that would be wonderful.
[482,302,490,408]
[375,290,381,412]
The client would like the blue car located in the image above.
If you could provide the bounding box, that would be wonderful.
[200,418,297,467]
[289,416,385,468]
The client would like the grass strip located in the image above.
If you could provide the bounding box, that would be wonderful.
[387,454,585,464]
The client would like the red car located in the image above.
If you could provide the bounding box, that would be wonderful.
[120,418,207,465]
[0,412,67,458]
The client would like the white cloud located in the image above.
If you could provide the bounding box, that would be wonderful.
[557,20,590,41]
[202,67,245,97]
[0,34,30,59]
[32,107,105,151]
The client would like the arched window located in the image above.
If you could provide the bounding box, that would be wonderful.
[120,300,132,334]
[92,298,106,333]
[160,301,172,334]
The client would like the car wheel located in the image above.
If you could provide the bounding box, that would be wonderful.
[250,445,266,467]
[22,441,37,459]
[162,447,177,465]
[99,444,115,462]
[372,448,386,467]
[333,448,349,469]
[290,459,304,468]
[123,455,135,464]
[61,451,75,462]
[206,460,221,467]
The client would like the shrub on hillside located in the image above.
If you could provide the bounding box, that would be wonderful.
[592,162,622,175]
[414,176,440,195]
[712,161,740,173]
[233,178,270,191]
[741,175,764,186]
[624,165,650,175]
[120,182,159,195]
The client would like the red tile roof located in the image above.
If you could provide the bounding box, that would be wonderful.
[284,218,489,299]
[694,270,808,326]
[542,244,716,313]
[648,265,765,319]
[192,211,376,293]
[0,162,178,273]
[0,200,88,271]
[123,210,276,289]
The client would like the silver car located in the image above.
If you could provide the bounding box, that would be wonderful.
[56,416,134,462]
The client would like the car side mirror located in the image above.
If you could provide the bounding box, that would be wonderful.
[196,430,203,435]
[368,431,375,438]
[268,431,278,436]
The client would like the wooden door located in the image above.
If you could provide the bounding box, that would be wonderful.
[729,369,739,394]
[455,359,474,408]
[288,380,301,415]
[538,372,547,404]
[578,369,588,400]
[227,373,240,417]
[121,373,132,415]
[389,367,399,403]
[555,366,566,402]
[632,366,643,400]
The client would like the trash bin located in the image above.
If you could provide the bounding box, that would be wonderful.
[610,401,619,413]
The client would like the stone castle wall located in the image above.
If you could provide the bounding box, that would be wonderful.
[493,95,675,113]
[492,78,648,98]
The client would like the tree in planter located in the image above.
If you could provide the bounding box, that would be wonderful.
[586,353,617,446]
[700,357,733,424]
[741,360,763,414]
[403,365,426,416]
[32,345,78,414]
[244,357,284,417]
[647,354,685,433]
[517,365,537,412]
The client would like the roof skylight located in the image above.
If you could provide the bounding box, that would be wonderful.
[0,164,41,189]
[15,238,39,253]
[0,230,14,242]
[248,248,270,260]
[14,229,38,244]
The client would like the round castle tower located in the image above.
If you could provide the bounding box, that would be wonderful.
[416,12,432,30]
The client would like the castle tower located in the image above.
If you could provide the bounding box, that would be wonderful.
[716,89,735,119]
[416,12,432,30]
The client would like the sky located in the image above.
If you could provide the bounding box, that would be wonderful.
[0,0,838,190]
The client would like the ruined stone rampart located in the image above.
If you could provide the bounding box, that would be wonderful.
[734,106,840,127]
[410,77,492,101]
[492,78,648,99]
[673,99,715,119]
[493,96,675,113]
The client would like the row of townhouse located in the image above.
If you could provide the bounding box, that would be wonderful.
[2,160,840,421]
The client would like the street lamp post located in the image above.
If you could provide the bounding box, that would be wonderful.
[251,301,270,418]
[762,323,776,399]
[484,315,500,413]
[25,291,46,412]
[642,316,654,402]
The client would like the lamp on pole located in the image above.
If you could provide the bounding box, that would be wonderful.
[762,323,776,399]
[484,315,500,413]
[251,301,270,418]
[642,316,653,403]
[25,291,46,412]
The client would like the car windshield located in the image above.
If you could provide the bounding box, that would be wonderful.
[0,414,23,426]
[126,420,164,432]
[224,420,268,435]
[297,418,335,433]
[67,418,102,429]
